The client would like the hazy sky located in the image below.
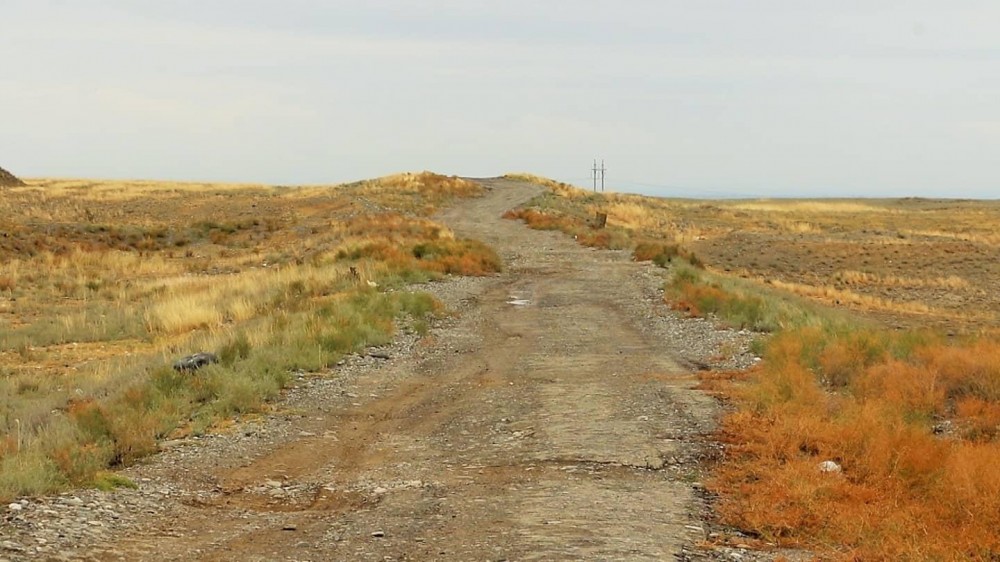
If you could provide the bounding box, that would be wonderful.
[3,1,998,198]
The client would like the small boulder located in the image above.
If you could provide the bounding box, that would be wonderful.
[818,460,842,473]
[173,352,219,372]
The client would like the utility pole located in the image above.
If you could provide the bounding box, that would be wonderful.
[591,159,607,192]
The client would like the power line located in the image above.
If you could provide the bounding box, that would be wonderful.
[591,159,607,192]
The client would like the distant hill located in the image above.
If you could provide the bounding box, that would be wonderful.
[0,165,25,187]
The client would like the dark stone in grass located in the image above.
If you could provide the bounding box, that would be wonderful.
[173,352,219,372]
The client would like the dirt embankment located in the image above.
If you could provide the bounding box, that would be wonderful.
[1,179,771,561]
[0,166,25,187]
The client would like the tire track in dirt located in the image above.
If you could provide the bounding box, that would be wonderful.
[83,178,716,561]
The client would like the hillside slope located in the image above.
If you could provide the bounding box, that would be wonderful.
[0,165,25,186]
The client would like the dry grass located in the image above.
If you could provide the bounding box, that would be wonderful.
[727,200,893,215]
[665,266,845,333]
[832,270,971,291]
[668,263,1000,559]
[502,207,632,250]
[711,328,1000,560]
[350,172,483,215]
[765,279,933,316]
[900,228,1000,246]
[0,171,494,499]
[602,199,675,232]
[503,173,582,195]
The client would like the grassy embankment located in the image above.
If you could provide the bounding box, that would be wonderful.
[503,174,1000,560]
[0,172,500,498]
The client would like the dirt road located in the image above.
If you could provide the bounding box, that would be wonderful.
[66,179,722,560]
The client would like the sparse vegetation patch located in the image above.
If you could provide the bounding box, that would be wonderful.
[0,172,493,499]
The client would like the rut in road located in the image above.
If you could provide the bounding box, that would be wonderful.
[95,178,718,561]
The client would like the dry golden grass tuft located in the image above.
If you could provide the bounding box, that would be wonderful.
[0,171,494,499]
[727,200,892,215]
[349,172,484,215]
[602,199,672,231]
[504,172,576,191]
[373,171,481,197]
[502,207,632,250]
[765,278,934,315]
[832,269,971,290]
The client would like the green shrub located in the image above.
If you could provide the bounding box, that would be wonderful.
[0,450,66,498]
[667,266,850,333]
[93,471,138,491]
[219,333,252,366]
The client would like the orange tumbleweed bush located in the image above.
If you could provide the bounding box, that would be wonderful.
[502,208,568,231]
[711,329,1000,560]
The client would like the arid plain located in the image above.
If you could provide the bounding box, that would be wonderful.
[2,173,1000,560]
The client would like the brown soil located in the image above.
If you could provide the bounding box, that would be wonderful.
[59,179,725,560]
[0,166,25,187]
[691,228,1000,332]
[673,200,1000,332]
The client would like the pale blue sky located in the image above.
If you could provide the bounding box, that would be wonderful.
[2,1,998,198]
